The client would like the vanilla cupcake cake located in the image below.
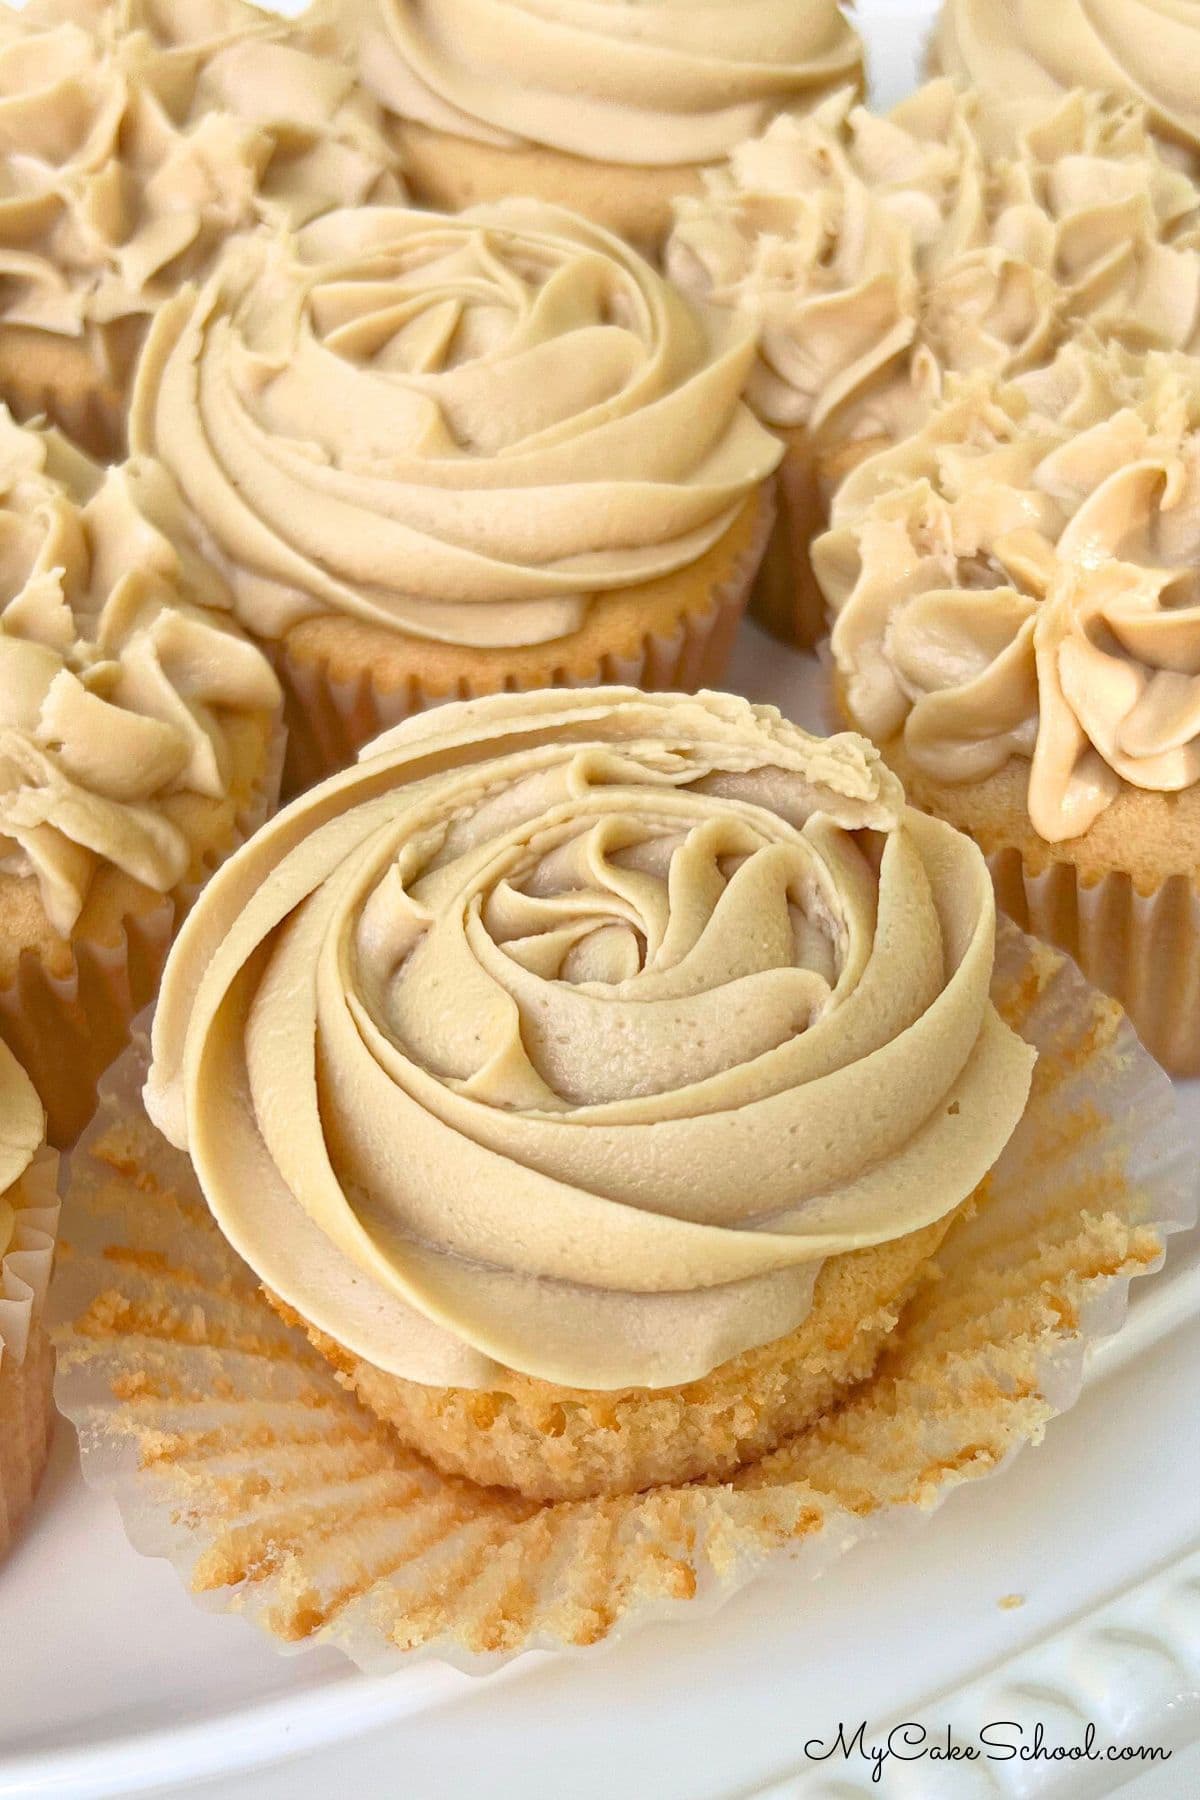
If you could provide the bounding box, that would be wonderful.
[0,1040,58,1560]
[346,0,862,255]
[667,81,1200,645]
[145,688,1035,1502]
[130,202,783,790]
[931,0,1200,169]
[0,0,404,458]
[0,410,282,1143]
[815,339,1200,1072]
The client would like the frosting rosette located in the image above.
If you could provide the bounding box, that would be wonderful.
[351,0,862,168]
[816,341,1200,842]
[0,409,281,935]
[145,688,1035,1392]
[0,0,403,357]
[129,200,783,651]
[932,0,1200,164]
[667,82,1200,439]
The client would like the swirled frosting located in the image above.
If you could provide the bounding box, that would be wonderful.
[0,0,403,349]
[351,0,862,168]
[932,0,1200,163]
[817,341,1200,842]
[667,82,1200,438]
[0,1040,44,1262]
[145,688,1034,1391]
[0,408,281,935]
[129,201,783,649]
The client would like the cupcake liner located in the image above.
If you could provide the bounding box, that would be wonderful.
[51,922,1194,1671]
[271,492,774,794]
[0,725,286,1148]
[1,1145,61,1558]
[988,849,1200,1077]
[0,325,129,463]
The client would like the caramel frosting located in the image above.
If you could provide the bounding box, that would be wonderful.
[817,341,1200,842]
[0,1037,56,1378]
[145,688,1034,1391]
[932,0,1200,163]
[129,201,783,649]
[0,409,281,935]
[351,0,862,168]
[0,0,403,351]
[667,82,1200,438]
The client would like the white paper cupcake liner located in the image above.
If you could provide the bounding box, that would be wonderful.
[271,491,774,793]
[51,923,1195,1672]
[1,1145,62,1557]
[0,723,286,1147]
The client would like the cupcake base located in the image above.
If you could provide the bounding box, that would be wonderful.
[385,118,709,257]
[269,1209,960,1502]
[0,1323,55,1559]
[52,925,1193,1668]
[272,487,773,793]
[0,322,137,462]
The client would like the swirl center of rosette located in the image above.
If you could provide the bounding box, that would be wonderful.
[147,690,1035,1390]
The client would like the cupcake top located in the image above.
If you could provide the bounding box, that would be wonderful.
[816,341,1200,843]
[0,1038,55,1377]
[666,82,1200,438]
[129,201,783,649]
[0,0,404,345]
[0,410,281,936]
[145,688,1035,1392]
[931,0,1200,165]
[351,0,862,168]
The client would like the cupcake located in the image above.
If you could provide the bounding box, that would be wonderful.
[0,1040,59,1560]
[0,409,283,1144]
[128,202,784,791]
[346,0,862,257]
[815,338,1200,1073]
[0,0,404,459]
[144,688,1035,1503]
[931,0,1200,170]
[667,81,1200,646]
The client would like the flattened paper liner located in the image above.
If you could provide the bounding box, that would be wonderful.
[270,492,773,794]
[51,925,1195,1671]
[1,1146,61,1556]
[0,724,286,1148]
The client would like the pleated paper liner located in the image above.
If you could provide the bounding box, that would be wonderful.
[52,924,1194,1672]
[269,488,775,795]
[0,725,285,1149]
[1,1146,61,1558]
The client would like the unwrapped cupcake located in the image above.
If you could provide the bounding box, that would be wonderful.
[667,81,1200,645]
[815,338,1200,1072]
[931,0,1200,170]
[129,202,784,791]
[0,409,283,1143]
[0,0,404,458]
[0,1040,58,1560]
[145,688,1035,1502]
[344,0,862,255]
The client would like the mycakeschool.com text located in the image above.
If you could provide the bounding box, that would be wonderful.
[802,1720,1172,1783]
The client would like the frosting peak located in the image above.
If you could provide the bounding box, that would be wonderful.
[146,687,1033,1391]
[353,0,862,167]
[129,201,782,648]
[0,408,281,934]
[667,81,1200,438]
[817,341,1200,841]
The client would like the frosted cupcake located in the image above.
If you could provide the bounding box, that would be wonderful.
[129,202,783,790]
[145,688,1035,1502]
[667,81,1200,645]
[0,1041,58,1560]
[345,0,862,255]
[0,410,282,1143]
[931,0,1200,169]
[815,339,1200,1072]
[0,0,404,458]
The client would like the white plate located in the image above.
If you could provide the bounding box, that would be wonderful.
[3,5,1200,1797]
